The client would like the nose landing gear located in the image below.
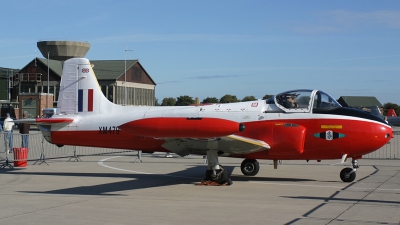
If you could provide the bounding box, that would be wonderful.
[340,159,359,182]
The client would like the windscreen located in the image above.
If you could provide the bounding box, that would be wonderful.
[275,90,313,110]
[313,91,341,109]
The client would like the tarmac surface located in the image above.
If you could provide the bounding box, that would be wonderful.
[0,152,399,225]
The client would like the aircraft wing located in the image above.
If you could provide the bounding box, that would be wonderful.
[13,118,74,126]
[119,117,270,156]
[161,135,270,157]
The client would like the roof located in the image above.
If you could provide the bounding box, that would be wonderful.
[26,58,155,84]
[0,67,20,78]
[337,96,382,108]
[36,58,63,76]
[90,60,138,80]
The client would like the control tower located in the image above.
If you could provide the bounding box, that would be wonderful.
[37,41,90,60]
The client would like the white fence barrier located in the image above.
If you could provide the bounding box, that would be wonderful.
[0,133,133,163]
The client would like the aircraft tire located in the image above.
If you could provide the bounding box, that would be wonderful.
[340,167,356,182]
[205,170,212,180]
[241,159,260,176]
[206,166,228,184]
[213,169,228,184]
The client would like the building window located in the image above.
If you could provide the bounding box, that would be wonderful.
[107,86,113,102]
[55,86,59,101]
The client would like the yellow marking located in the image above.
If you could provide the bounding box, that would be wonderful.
[227,135,270,149]
[321,125,342,129]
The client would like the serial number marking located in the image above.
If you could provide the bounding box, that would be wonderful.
[99,126,120,134]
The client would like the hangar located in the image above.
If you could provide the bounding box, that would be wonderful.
[337,96,383,110]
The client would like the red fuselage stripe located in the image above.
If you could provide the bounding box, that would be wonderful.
[88,89,93,112]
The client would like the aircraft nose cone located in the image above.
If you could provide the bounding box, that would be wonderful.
[365,123,392,153]
[347,121,392,157]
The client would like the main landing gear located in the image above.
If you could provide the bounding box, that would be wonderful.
[240,159,260,176]
[340,159,359,182]
[204,150,231,185]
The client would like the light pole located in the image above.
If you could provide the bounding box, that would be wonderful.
[124,45,132,106]
[47,52,49,108]
[7,69,13,102]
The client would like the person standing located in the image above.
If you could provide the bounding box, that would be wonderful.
[3,113,14,153]
[19,112,29,148]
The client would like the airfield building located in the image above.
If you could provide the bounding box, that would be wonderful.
[337,96,382,111]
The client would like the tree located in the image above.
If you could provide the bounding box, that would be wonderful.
[262,94,274,100]
[202,97,219,103]
[383,102,400,116]
[175,95,194,106]
[154,98,160,106]
[241,96,257,102]
[161,97,176,106]
[220,94,240,103]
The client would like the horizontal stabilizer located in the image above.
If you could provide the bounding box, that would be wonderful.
[14,118,74,125]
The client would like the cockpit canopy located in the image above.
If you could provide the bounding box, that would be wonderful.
[274,90,341,113]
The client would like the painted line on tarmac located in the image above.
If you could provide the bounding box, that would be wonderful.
[249,181,400,192]
[98,156,198,180]
[98,156,153,174]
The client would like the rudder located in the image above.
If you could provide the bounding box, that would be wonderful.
[57,58,112,115]
[387,109,397,117]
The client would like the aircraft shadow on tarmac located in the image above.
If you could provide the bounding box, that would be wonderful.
[282,190,400,225]
[3,165,314,196]
[282,195,400,205]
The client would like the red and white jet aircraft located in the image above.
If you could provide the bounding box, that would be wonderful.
[22,58,393,184]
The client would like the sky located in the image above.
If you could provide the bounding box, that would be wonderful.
[1,0,400,105]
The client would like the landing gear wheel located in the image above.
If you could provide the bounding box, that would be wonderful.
[213,169,228,184]
[340,167,356,182]
[205,166,228,184]
[205,170,212,180]
[241,159,260,176]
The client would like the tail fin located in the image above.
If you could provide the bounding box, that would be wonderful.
[387,109,397,117]
[370,105,384,120]
[57,58,114,115]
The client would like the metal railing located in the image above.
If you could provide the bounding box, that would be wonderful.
[0,133,134,163]
[17,73,42,82]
